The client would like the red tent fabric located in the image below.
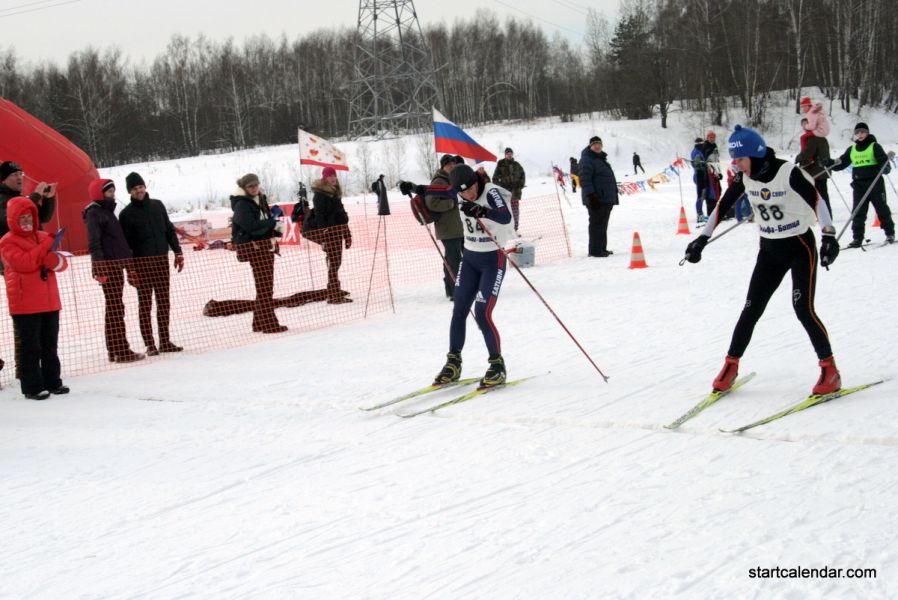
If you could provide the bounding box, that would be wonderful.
[0,99,98,252]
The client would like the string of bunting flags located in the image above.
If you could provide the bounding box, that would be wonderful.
[616,157,691,196]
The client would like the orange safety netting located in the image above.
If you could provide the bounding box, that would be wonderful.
[0,194,569,386]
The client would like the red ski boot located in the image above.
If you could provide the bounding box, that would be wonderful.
[712,355,740,392]
[812,356,841,395]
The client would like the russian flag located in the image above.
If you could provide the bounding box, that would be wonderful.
[433,108,497,163]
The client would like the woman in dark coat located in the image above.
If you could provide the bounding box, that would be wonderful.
[302,167,353,304]
[230,173,287,332]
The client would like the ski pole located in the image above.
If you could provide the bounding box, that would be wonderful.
[834,152,895,243]
[679,217,750,266]
[819,165,852,213]
[475,216,610,383]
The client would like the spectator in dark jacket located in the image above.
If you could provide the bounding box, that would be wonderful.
[579,136,619,257]
[0,160,58,273]
[83,178,144,363]
[795,119,833,216]
[633,152,645,175]
[690,138,708,223]
[492,148,526,231]
[119,172,184,355]
[230,173,288,332]
[1,197,69,399]
[569,157,580,192]
[371,174,391,216]
[302,167,353,304]
[425,154,464,299]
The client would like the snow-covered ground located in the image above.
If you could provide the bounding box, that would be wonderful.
[3,100,898,598]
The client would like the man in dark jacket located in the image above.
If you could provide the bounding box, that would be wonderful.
[230,173,289,331]
[795,119,832,216]
[579,136,620,257]
[425,154,464,299]
[83,178,144,363]
[492,147,526,231]
[371,174,391,216]
[633,152,645,175]
[824,122,895,246]
[0,161,58,272]
[119,172,184,355]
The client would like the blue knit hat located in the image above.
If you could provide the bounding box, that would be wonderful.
[727,124,767,159]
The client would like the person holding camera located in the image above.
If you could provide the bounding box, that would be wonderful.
[0,161,58,272]
[302,167,352,304]
[231,173,288,333]
[0,197,69,399]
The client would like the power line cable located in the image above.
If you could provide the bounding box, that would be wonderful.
[0,0,81,18]
[492,0,583,37]
[550,0,588,17]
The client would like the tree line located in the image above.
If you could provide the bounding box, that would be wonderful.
[1,1,896,167]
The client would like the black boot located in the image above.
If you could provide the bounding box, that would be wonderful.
[481,355,506,387]
[433,352,462,384]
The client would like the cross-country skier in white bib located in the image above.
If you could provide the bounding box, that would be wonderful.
[432,164,517,388]
[683,125,842,395]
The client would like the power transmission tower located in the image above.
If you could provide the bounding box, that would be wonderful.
[349,0,442,139]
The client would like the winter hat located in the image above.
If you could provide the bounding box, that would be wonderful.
[321,166,337,178]
[237,173,260,189]
[439,154,455,167]
[694,137,704,144]
[0,160,22,181]
[589,136,602,145]
[449,164,478,192]
[727,124,767,159]
[799,96,812,108]
[504,147,513,154]
[125,172,146,192]
[854,122,870,134]
[453,155,464,165]
[87,178,115,202]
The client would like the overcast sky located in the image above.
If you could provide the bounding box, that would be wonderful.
[1,0,619,66]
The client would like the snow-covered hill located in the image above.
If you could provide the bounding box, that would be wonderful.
[3,97,898,599]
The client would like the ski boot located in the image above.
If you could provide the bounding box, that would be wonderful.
[847,239,863,248]
[712,355,740,392]
[433,352,462,385]
[480,355,507,388]
[812,356,841,395]
[886,235,895,245]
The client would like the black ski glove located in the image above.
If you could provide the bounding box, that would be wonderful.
[460,201,489,219]
[820,234,839,266]
[685,235,710,264]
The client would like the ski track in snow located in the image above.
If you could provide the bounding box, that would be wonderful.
[3,105,898,599]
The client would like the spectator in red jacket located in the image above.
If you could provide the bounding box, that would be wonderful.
[0,197,69,399]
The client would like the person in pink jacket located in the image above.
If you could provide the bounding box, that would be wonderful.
[0,196,69,399]
[799,96,830,152]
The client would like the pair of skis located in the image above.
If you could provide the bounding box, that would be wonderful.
[665,373,884,433]
[361,375,538,418]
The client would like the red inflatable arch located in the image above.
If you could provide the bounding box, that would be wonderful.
[0,98,98,252]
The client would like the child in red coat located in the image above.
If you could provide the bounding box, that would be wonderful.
[0,196,69,399]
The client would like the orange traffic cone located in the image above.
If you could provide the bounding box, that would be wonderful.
[629,232,649,269]
[676,206,691,235]
[873,215,881,228]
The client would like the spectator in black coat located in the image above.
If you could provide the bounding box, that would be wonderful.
[230,173,288,333]
[119,172,184,355]
[633,152,645,175]
[302,167,353,304]
[795,121,832,216]
[579,136,620,257]
[371,174,391,216]
[83,178,144,363]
